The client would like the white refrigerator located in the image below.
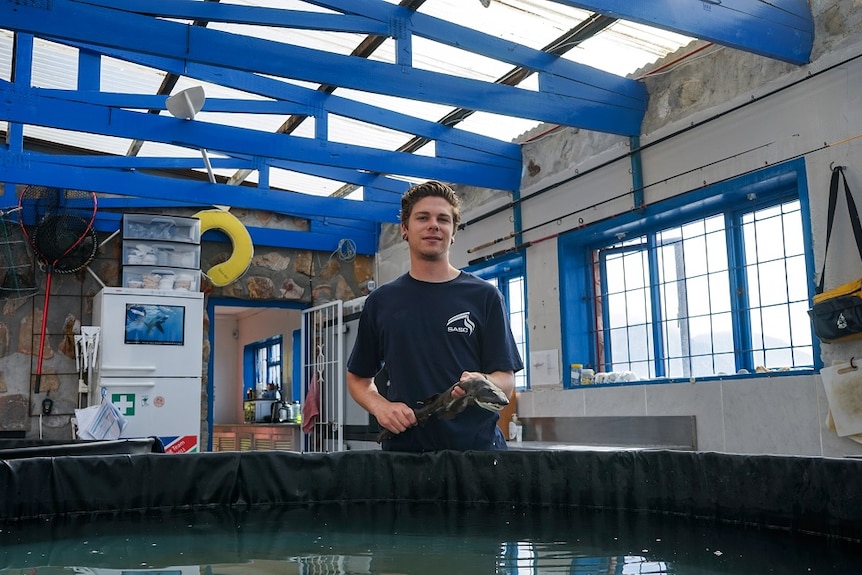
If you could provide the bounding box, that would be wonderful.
[92,287,204,453]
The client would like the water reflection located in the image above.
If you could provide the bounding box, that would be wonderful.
[0,503,858,574]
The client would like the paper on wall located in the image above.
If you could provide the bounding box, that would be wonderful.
[529,349,560,387]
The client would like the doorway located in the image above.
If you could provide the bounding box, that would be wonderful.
[208,298,304,447]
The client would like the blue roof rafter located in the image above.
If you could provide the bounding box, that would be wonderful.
[0,0,646,134]
[25,151,257,173]
[309,0,645,107]
[549,0,813,64]
[0,149,400,224]
[60,42,521,170]
[0,82,520,190]
[25,149,409,200]
[243,226,377,255]
[56,90,320,118]
[91,210,379,254]
[99,0,646,111]
[79,0,388,34]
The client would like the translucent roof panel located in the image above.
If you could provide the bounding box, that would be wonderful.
[1,1,697,197]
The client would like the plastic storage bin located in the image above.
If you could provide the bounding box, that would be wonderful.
[123,240,201,269]
[122,267,200,292]
[122,214,202,292]
[123,214,201,244]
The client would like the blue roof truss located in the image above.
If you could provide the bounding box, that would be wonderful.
[0,0,813,252]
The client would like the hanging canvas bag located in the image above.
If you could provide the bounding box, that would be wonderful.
[808,166,862,343]
[820,360,862,436]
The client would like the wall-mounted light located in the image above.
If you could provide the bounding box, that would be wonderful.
[166,86,216,185]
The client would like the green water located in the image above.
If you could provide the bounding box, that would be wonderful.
[0,503,859,574]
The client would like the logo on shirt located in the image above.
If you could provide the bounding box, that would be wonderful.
[446,312,475,335]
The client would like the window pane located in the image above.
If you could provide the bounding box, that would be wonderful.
[251,337,283,390]
[782,202,805,256]
[743,200,811,369]
[757,259,789,306]
[682,234,708,277]
[786,254,808,302]
[507,276,528,390]
[708,271,731,314]
[607,292,629,329]
[711,312,734,353]
[589,193,812,382]
[625,287,649,325]
[477,269,528,389]
[609,326,631,364]
[706,227,729,273]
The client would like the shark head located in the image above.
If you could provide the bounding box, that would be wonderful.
[377,375,511,442]
[457,376,510,412]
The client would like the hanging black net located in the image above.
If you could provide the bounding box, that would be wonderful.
[0,208,38,301]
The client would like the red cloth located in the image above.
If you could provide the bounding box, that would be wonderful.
[301,372,320,434]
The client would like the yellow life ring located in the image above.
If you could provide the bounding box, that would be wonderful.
[193,208,254,287]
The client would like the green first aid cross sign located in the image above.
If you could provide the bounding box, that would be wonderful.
[112,393,136,416]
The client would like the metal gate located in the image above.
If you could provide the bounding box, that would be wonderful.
[300,299,344,453]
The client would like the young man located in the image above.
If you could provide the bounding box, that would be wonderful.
[346,180,524,452]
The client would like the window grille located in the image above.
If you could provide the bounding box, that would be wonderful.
[560,161,815,384]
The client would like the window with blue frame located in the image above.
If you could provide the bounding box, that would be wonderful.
[559,160,816,384]
[469,253,529,389]
[249,335,283,392]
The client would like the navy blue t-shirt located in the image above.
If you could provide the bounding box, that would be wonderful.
[347,271,524,452]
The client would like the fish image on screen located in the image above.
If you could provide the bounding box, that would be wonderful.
[124,303,186,345]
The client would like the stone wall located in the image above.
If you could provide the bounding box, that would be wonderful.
[0,207,374,441]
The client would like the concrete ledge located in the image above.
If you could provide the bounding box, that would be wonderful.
[520,415,697,450]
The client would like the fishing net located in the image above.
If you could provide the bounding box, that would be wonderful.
[18,185,98,393]
[0,207,38,301]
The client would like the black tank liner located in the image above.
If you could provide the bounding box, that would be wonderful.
[0,437,161,459]
[1,449,860,541]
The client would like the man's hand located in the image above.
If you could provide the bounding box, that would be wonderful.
[374,400,417,435]
[459,370,514,400]
[456,371,490,399]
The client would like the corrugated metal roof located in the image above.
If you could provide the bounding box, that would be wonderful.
[1,0,693,197]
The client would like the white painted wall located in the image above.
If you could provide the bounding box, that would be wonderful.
[213,315,239,424]
[212,307,301,424]
[374,2,862,457]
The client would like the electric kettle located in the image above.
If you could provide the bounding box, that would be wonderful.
[272,401,290,423]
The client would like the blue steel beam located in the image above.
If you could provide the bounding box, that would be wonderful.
[548,0,813,64]
[43,60,521,167]
[0,0,647,135]
[94,0,646,111]
[306,0,645,106]
[25,141,410,202]
[0,149,401,224]
[92,210,379,254]
[0,82,520,190]
[79,0,389,33]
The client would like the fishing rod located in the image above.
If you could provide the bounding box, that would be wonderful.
[466,139,775,255]
[460,49,862,233]
[467,131,862,266]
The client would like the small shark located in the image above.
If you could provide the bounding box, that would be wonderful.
[126,306,169,336]
[377,375,509,443]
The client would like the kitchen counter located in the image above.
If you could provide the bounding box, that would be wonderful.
[212,423,302,452]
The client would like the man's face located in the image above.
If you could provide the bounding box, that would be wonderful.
[402,196,455,261]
